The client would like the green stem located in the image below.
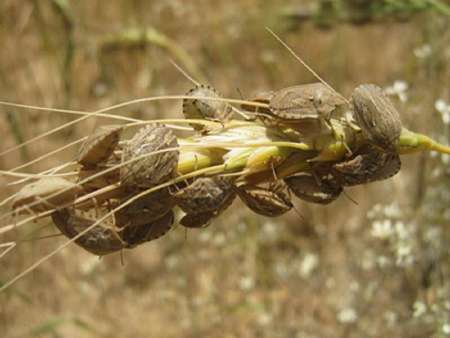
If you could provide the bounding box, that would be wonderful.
[398,128,450,155]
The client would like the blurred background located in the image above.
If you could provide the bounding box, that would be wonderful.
[1,1,450,337]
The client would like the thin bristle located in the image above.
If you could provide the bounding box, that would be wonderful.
[265,27,349,104]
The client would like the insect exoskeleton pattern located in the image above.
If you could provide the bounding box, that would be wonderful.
[12,177,84,214]
[183,84,232,132]
[76,124,123,191]
[121,209,175,248]
[235,180,293,217]
[242,83,347,137]
[77,124,123,167]
[284,171,342,205]
[351,84,402,151]
[51,207,125,256]
[120,123,180,189]
[52,205,175,255]
[331,144,402,186]
[173,176,236,228]
[116,188,176,228]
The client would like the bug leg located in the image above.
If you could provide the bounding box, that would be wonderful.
[345,111,361,132]
[342,190,359,205]
[341,135,353,157]
[120,249,125,266]
[102,199,126,246]
[269,160,279,182]
[325,118,353,157]
[194,154,199,172]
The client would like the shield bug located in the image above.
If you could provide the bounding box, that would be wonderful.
[252,83,347,136]
[174,176,236,227]
[13,177,83,214]
[174,176,236,215]
[235,180,293,217]
[77,125,122,167]
[332,144,402,186]
[351,84,402,150]
[116,188,175,228]
[122,209,175,247]
[284,172,342,205]
[52,207,124,256]
[179,211,216,229]
[120,124,179,189]
[240,90,275,116]
[77,155,121,191]
[183,84,232,132]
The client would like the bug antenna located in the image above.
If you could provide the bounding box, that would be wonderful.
[343,190,359,205]
[292,204,305,221]
[265,27,349,103]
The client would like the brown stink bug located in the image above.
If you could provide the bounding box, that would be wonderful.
[120,124,179,189]
[173,176,236,228]
[246,83,346,137]
[179,211,216,229]
[240,90,275,116]
[122,209,175,247]
[52,207,124,256]
[235,180,293,217]
[183,84,232,132]
[77,125,122,167]
[284,172,342,205]
[351,84,402,151]
[332,144,402,186]
[13,177,83,214]
[116,188,176,228]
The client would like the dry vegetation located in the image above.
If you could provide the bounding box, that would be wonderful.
[1,1,450,337]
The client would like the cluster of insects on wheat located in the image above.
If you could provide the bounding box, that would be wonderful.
[0,29,449,292]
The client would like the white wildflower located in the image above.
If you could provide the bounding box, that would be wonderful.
[385,80,408,103]
[394,221,409,240]
[442,323,450,335]
[371,219,394,239]
[299,253,319,278]
[337,308,358,323]
[414,44,432,59]
[412,301,427,318]
[239,276,255,291]
[80,255,101,275]
[435,99,450,125]
[396,243,414,266]
[384,203,401,219]
[435,99,450,114]
[377,255,391,268]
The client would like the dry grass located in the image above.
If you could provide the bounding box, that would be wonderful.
[1,1,450,337]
